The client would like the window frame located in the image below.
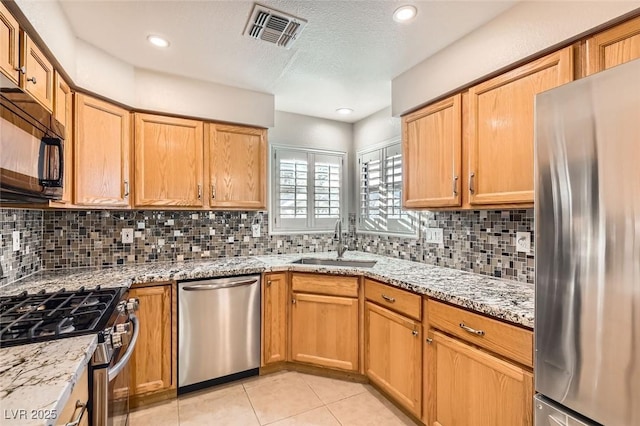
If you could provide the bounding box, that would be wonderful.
[269,145,348,235]
[356,138,418,238]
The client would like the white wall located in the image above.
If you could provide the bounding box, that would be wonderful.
[392,1,640,116]
[13,0,275,128]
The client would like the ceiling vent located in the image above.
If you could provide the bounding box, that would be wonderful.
[244,4,307,49]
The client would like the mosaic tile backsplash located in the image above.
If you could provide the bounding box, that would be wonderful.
[355,209,535,283]
[2,207,534,285]
[1,209,43,284]
[42,210,337,270]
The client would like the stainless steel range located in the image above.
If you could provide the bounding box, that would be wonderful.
[0,286,140,426]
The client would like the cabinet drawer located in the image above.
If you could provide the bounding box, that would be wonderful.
[427,299,532,367]
[291,273,358,298]
[365,279,421,320]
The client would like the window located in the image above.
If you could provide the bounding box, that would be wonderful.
[272,146,346,233]
[358,142,417,236]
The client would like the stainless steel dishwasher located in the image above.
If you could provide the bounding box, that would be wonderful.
[178,275,260,393]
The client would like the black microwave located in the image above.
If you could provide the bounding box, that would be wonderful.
[0,87,65,203]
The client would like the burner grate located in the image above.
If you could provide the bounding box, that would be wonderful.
[0,286,125,347]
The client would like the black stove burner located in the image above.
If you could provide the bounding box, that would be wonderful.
[0,286,125,347]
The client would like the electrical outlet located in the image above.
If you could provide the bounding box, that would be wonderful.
[121,228,134,244]
[425,227,443,244]
[252,224,261,238]
[516,232,531,253]
[12,231,20,252]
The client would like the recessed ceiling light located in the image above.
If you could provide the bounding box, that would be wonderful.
[147,35,170,48]
[393,5,417,23]
[336,108,353,115]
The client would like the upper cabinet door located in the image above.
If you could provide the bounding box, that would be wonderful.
[21,32,54,112]
[75,94,131,207]
[134,114,204,208]
[586,16,640,75]
[403,94,462,209]
[52,73,73,206]
[468,46,573,205]
[207,124,267,210]
[0,2,20,84]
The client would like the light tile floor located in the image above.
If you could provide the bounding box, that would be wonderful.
[130,371,419,425]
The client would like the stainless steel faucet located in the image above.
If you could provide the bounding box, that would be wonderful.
[334,219,348,258]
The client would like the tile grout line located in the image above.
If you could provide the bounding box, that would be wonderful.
[242,379,269,425]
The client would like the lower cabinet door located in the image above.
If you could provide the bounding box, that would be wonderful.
[129,284,173,396]
[365,302,422,417]
[291,292,359,371]
[262,272,288,365]
[426,330,533,426]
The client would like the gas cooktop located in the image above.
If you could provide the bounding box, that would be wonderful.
[0,286,125,348]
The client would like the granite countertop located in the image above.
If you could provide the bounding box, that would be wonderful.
[0,251,534,424]
[0,335,97,426]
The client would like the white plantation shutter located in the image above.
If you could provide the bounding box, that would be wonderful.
[272,147,345,232]
[358,142,416,235]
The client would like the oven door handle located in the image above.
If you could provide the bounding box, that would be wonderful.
[107,313,139,382]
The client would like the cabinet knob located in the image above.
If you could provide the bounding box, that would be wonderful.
[426,338,433,344]
[267,280,272,286]
[15,66,26,74]
[412,330,419,337]
[292,298,296,304]
[26,76,37,84]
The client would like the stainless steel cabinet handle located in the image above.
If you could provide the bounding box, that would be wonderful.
[26,76,37,84]
[426,338,433,344]
[123,180,130,197]
[182,280,258,291]
[211,184,216,199]
[381,294,396,303]
[15,66,26,74]
[459,322,485,336]
[412,330,419,337]
[453,175,459,195]
[469,172,475,194]
[65,400,87,426]
[197,184,202,199]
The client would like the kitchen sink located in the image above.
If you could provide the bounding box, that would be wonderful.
[290,258,377,268]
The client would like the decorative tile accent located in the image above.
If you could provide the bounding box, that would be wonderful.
[0,209,43,285]
[353,209,535,284]
[42,210,338,269]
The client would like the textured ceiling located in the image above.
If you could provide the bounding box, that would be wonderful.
[58,1,517,123]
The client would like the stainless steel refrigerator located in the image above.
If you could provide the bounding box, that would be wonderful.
[534,58,640,425]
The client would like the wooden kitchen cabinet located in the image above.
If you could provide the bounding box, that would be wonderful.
[0,2,20,85]
[74,93,131,207]
[134,113,204,208]
[467,46,573,205]
[56,367,89,425]
[128,283,174,397]
[49,72,73,207]
[586,16,640,75]
[425,330,533,426]
[20,31,54,112]
[290,273,359,371]
[403,94,462,209]
[207,123,267,209]
[365,301,422,417]
[262,272,288,365]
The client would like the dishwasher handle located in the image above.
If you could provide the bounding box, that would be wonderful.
[182,279,259,291]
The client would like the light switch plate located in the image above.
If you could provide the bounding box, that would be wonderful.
[252,224,261,238]
[516,232,531,253]
[425,227,443,244]
[121,228,134,244]
[12,231,20,252]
